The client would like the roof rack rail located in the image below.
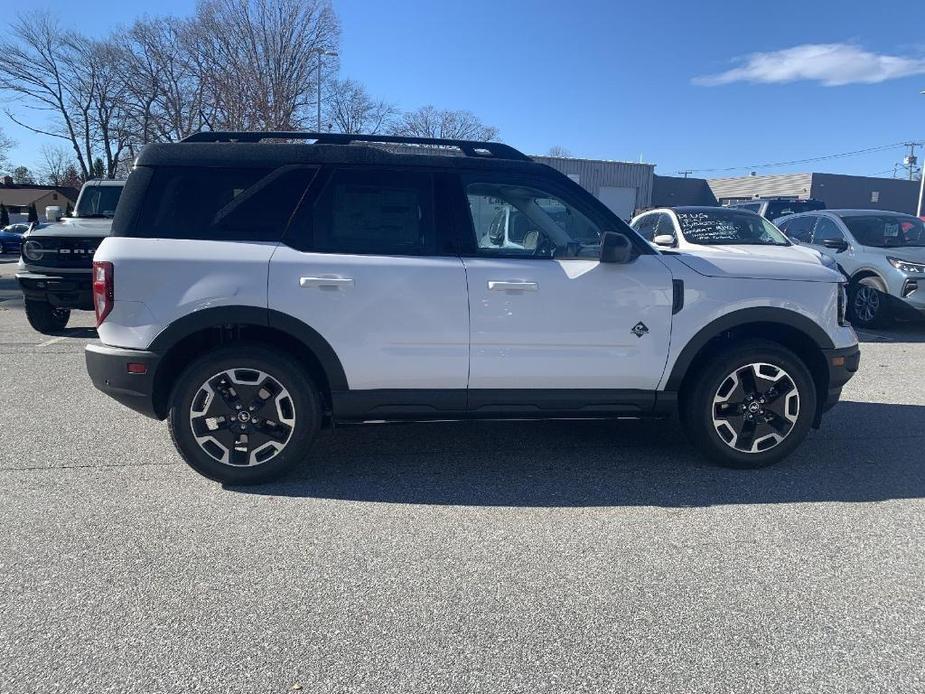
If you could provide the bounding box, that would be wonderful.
[180,131,531,161]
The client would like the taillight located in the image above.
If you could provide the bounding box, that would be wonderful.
[92,260,114,326]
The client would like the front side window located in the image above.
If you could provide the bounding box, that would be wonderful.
[655,213,677,239]
[839,214,925,248]
[675,209,789,246]
[811,217,844,244]
[781,215,815,243]
[136,166,314,241]
[312,169,434,255]
[466,181,603,258]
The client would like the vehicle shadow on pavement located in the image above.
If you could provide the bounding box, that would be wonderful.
[230,401,925,507]
[856,323,925,343]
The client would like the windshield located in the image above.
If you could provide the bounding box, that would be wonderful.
[840,215,925,248]
[676,209,790,246]
[75,185,123,218]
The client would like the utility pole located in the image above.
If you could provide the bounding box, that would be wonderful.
[901,141,920,181]
[678,170,693,178]
[313,48,338,132]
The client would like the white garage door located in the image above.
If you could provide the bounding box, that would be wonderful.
[598,186,637,221]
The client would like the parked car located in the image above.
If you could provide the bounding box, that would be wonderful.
[775,210,925,328]
[728,198,825,220]
[85,132,859,484]
[16,179,125,334]
[629,206,835,270]
[0,223,29,254]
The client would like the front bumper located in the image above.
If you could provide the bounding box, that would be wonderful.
[16,271,92,310]
[85,342,163,419]
[820,344,861,414]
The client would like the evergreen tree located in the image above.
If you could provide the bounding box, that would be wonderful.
[92,157,105,179]
[65,203,73,217]
[27,204,38,223]
[0,204,9,228]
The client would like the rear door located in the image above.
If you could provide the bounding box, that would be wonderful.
[458,172,674,394]
[269,167,469,396]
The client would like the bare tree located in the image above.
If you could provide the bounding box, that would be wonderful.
[38,145,71,185]
[190,0,340,130]
[118,17,209,146]
[392,106,499,141]
[0,14,94,178]
[325,79,396,134]
[0,127,13,174]
[547,145,572,158]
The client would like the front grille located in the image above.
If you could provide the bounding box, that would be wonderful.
[22,236,101,269]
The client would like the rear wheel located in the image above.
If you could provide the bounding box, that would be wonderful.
[849,276,890,328]
[24,299,70,334]
[168,344,321,484]
[681,339,817,469]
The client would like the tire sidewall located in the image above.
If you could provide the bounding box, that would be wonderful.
[168,344,321,484]
[25,300,69,334]
[686,341,817,469]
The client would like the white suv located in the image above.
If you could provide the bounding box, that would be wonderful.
[85,132,860,484]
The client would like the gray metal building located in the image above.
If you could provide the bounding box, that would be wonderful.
[535,156,654,221]
[708,172,921,214]
[652,175,718,207]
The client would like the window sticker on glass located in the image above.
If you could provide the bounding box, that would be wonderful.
[885,223,900,237]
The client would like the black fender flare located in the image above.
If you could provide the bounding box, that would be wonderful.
[148,305,348,390]
[664,307,834,390]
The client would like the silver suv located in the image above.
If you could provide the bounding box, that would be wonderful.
[776,210,925,328]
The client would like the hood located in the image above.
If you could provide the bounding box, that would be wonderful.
[26,216,113,239]
[672,244,842,283]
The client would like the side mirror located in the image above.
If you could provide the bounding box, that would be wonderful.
[600,231,633,264]
[821,238,848,252]
[652,234,675,247]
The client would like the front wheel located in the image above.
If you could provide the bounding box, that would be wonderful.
[849,276,890,328]
[168,344,322,484]
[681,339,817,469]
[24,300,70,334]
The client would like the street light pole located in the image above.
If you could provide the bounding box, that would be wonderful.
[919,91,925,217]
[315,49,338,132]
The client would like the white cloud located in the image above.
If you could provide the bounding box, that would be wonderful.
[693,43,925,87]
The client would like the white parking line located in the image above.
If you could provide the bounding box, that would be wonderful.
[36,336,66,348]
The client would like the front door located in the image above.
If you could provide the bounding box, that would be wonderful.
[460,175,674,395]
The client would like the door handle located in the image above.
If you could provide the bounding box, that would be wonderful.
[488,280,538,291]
[300,276,354,289]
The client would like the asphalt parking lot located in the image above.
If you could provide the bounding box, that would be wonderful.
[1,254,924,693]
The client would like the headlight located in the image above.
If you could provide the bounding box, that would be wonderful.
[22,240,44,262]
[888,257,925,274]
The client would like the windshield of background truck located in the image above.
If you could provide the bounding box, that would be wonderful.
[75,185,123,218]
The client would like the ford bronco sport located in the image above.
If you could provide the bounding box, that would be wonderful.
[85,132,860,484]
[17,179,125,333]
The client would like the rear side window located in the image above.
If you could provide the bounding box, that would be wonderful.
[133,166,314,241]
[311,169,434,255]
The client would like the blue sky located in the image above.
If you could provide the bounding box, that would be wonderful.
[4,0,925,178]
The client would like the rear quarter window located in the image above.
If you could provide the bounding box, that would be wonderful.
[131,166,315,241]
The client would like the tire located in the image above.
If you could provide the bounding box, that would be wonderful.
[24,300,70,334]
[681,339,817,469]
[849,276,890,329]
[168,344,322,484]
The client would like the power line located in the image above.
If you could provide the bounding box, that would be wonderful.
[682,142,908,175]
